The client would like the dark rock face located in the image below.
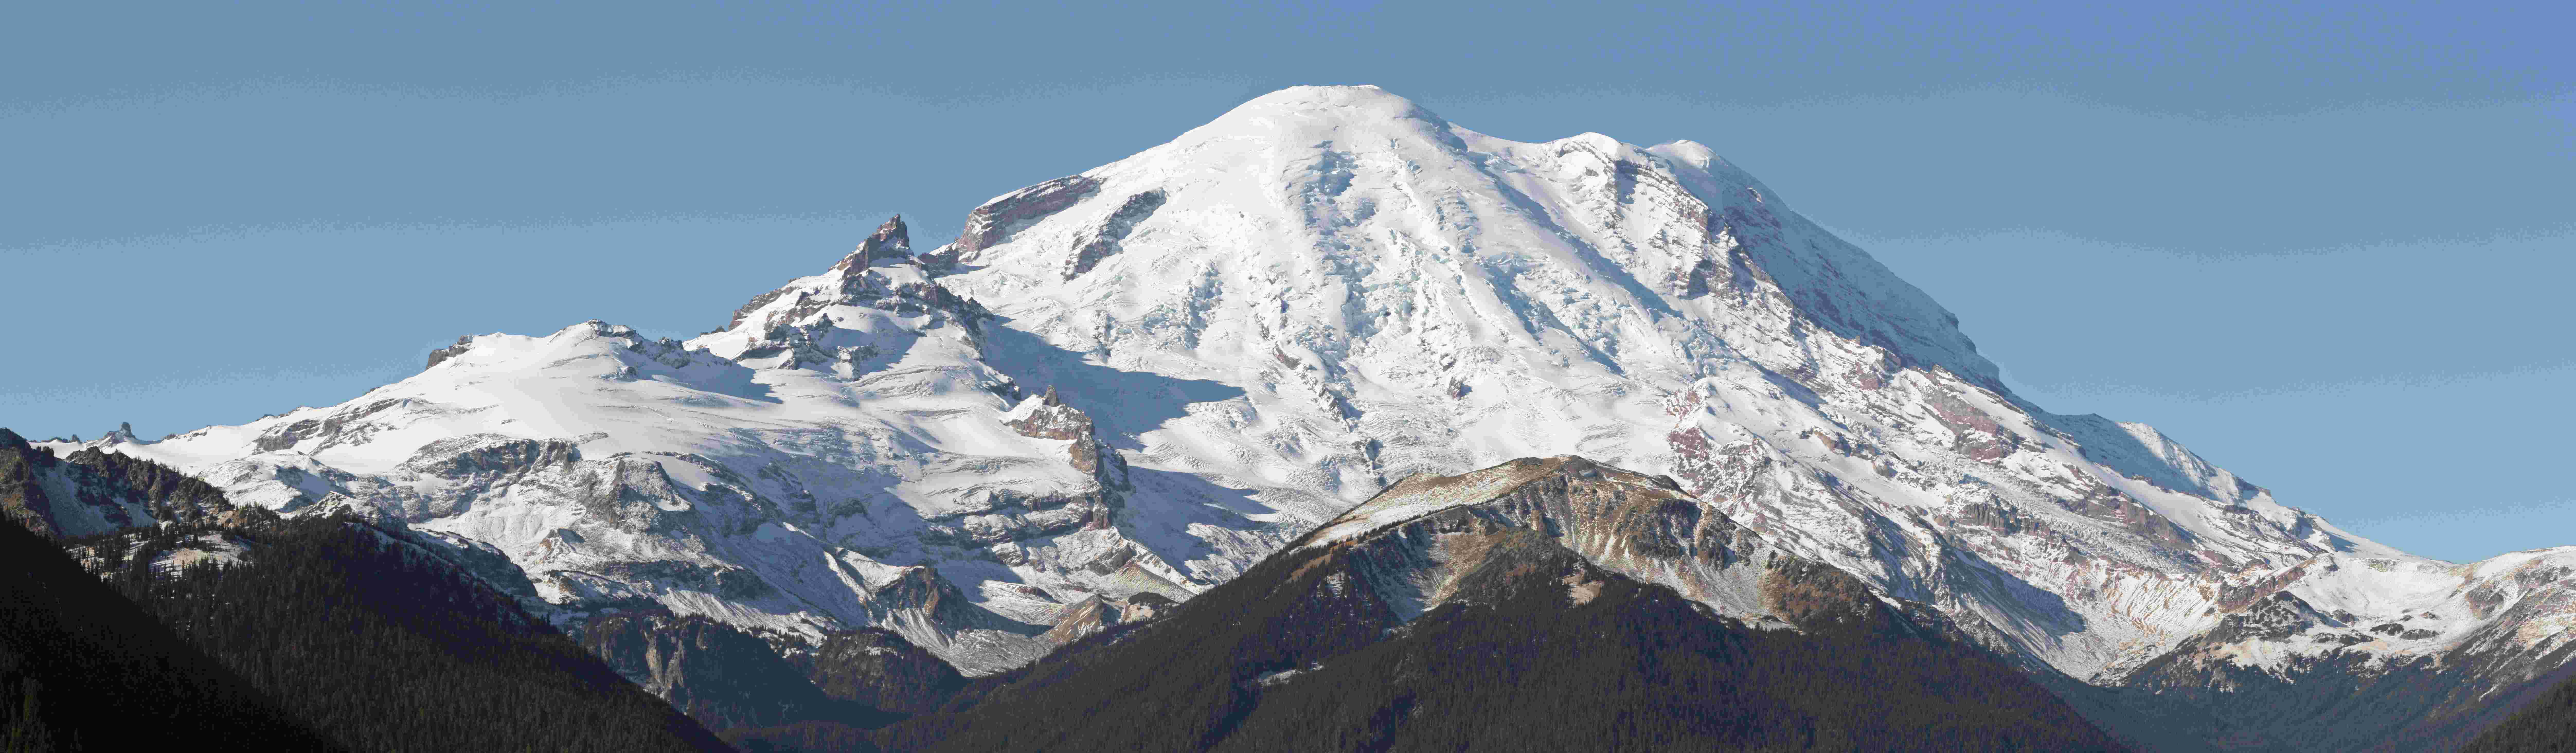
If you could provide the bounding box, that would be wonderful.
[1758,554,1881,629]
[2040,464,2196,552]
[424,335,474,369]
[1037,593,1173,648]
[916,386,1134,549]
[252,398,406,453]
[576,456,703,534]
[719,217,994,373]
[789,628,968,714]
[65,445,236,522]
[927,175,1100,268]
[838,564,1046,651]
[596,560,777,602]
[1,428,72,536]
[1005,386,1117,477]
[745,214,920,330]
[2195,591,2338,645]
[1065,190,1165,279]
[1004,386,1090,442]
[915,487,1117,548]
[398,434,584,478]
[579,609,884,733]
[727,290,790,331]
[838,214,912,274]
[0,427,237,538]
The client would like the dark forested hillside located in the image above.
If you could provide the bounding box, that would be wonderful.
[874,518,2129,753]
[87,515,732,753]
[580,608,901,734]
[1,428,235,538]
[709,628,967,752]
[790,628,969,715]
[1,514,341,752]
[2465,667,2576,752]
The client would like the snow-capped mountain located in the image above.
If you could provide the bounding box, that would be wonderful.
[57,85,2576,748]
[67,215,1223,674]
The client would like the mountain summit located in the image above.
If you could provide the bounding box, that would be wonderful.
[53,86,2576,750]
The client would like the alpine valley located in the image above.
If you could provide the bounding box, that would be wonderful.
[11,86,2573,751]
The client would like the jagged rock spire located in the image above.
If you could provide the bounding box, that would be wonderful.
[838,215,911,273]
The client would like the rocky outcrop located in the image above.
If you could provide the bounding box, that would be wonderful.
[1064,190,1164,279]
[715,218,992,375]
[424,335,473,369]
[1006,386,1118,478]
[579,609,874,732]
[2,427,74,537]
[923,175,1098,268]
[839,214,910,274]
[907,386,1137,553]
[916,488,1115,548]
[1295,456,1801,622]
[1,427,236,538]
[789,628,968,714]
[1037,592,1173,647]
[251,398,407,453]
[398,434,584,478]
[1759,553,1884,629]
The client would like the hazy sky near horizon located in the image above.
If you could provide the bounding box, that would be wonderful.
[5,1,2570,562]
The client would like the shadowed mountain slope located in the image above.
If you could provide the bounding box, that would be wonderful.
[1,513,342,751]
[77,509,733,752]
[873,457,2127,752]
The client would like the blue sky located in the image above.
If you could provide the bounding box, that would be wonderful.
[4,1,2569,562]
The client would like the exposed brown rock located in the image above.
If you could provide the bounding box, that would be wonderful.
[835,215,911,274]
[1759,553,1882,629]
[1065,190,1165,279]
[930,175,1100,267]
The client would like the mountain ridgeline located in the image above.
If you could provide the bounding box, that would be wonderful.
[17,85,2576,751]
[0,429,732,752]
[1,497,341,752]
[2464,667,2576,752]
[875,456,2128,752]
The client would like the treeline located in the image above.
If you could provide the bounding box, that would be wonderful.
[709,628,966,752]
[0,513,341,751]
[2465,669,2576,752]
[871,529,2128,752]
[579,608,908,738]
[79,515,731,753]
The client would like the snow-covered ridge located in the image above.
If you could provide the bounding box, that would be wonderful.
[81,216,1238,674]
[1297,455,1684,550]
